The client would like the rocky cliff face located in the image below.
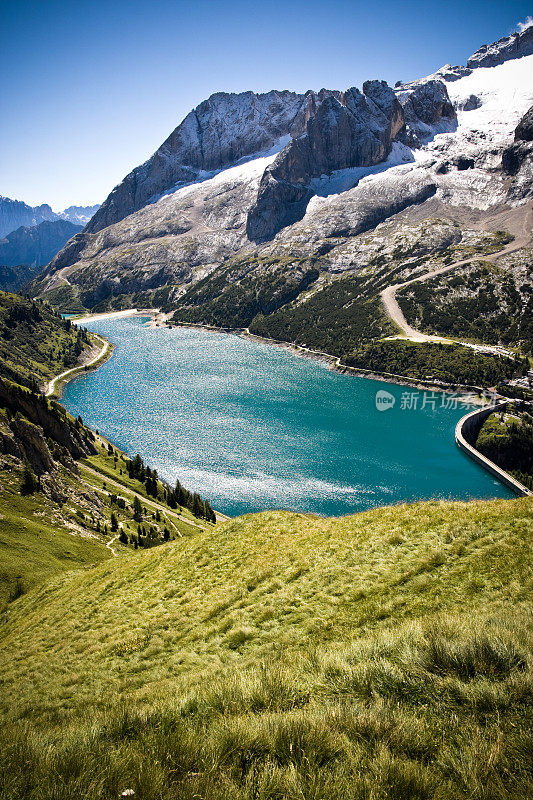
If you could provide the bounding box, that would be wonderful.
[0,378,96,476]
[467,23,533,68]
[85,90,310,234]
[503,104,533,202]
[395,79,456,146]
[247,82,406,241]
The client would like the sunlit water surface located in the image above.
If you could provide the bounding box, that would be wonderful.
[61,317,512,516]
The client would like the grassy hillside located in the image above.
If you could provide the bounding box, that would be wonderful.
[0,472,111,610]
[0,291,92,389]
[0,497,531,799]
[0,369,217,612]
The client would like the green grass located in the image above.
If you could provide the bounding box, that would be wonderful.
[0,476,110,612]
[83,447,208,528]
[0,496,531,799]
[37,282,87,314]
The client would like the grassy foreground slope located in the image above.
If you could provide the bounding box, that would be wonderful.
[1,497,531,800]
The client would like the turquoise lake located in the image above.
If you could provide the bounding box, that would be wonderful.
[61,317,513,517]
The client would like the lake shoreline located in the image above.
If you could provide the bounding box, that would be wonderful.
[170,320,490,397]
[66,307,492,400]
[60,312,514,517]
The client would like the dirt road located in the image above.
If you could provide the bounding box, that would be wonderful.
[381,206,532,342]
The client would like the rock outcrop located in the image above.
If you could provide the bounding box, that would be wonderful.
[85,90,310,234]
[0,378,97,472]
[247,82,405,241]
[395,79,456,146]
[467,24,533,68]
[503,104,533,201]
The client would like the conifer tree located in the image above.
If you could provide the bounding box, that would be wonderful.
[133,495,143,522]
[20,460,39,495]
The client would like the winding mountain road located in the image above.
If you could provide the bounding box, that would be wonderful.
[381,207,533,342]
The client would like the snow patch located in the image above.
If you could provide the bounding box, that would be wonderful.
[308,142,416,198]
[446,52,533,141]
[150,135,291,205]
[307,52,533,216]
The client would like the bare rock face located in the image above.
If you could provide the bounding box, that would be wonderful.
[395,80,456,146]
[247,81,405,241]
[503,104,533,201]
[455,94,482,112]
[515,104,533,142]
[467,24,533,68]
[431,64,472,82]
[86,90,309,234]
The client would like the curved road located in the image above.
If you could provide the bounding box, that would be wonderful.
[44,336,109,397]
[381,207,533,342]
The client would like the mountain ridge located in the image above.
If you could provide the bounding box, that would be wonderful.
[35,28,533,376]
[0,198,99,239]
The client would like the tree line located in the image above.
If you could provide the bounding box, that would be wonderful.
[124,451,216,522]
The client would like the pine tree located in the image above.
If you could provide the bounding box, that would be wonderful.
[191,493,204,519]
[204,500,216,524]
[133,495,143,522]
[110,512,118,532]
[20,461,39,495]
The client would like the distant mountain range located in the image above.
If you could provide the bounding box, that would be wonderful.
[0,199,99,291]
[0,220,83,292]
[0,197,99,239]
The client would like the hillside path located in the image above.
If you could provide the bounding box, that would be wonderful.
[80,462,208,531]
[44,336,109,396]
[106,534,120,556]
[381,206,533,343]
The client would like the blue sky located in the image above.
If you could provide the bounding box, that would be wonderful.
[1,0,531,210]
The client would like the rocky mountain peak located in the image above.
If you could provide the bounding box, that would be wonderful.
[0,198,56,239]
[246,78,453,242]
[467,23,533,68]
[85,89,310,235]
[395,79,456,146]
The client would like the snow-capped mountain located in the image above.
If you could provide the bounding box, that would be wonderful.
[58,205,101,226]
[39,25,533,313]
